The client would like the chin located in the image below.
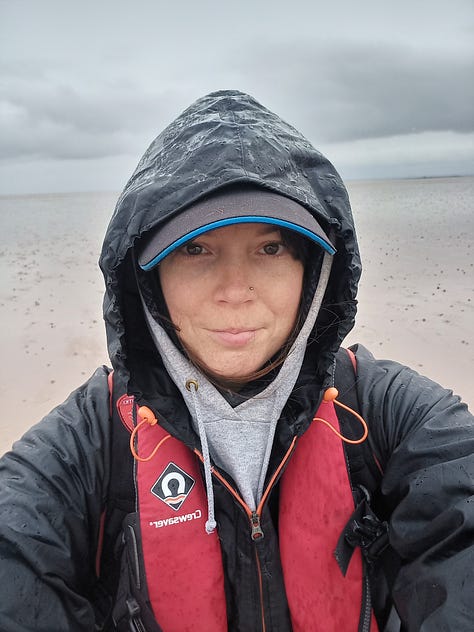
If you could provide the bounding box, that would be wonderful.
[211,367,256,381]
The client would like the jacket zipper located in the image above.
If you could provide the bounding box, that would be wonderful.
[250,510,264,540]
[195,436,298,631]
[255,544,266,632]
[359,571,372,632]
[125,598,147,632]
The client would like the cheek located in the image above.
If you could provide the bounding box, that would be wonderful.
[264,269,303,341]
[159,268,206,339]
[288,272,304,325]
[161,288,188,328]
[275,264,304,311]
[158,266,188,325]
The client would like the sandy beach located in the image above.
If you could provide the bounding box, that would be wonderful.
[1,178,473,456]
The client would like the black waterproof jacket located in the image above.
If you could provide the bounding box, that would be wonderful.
[0,91,473,632]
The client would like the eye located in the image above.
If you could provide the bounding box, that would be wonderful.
[183,242,205,255]
[262,242,285,255]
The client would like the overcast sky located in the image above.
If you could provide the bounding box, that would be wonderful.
[1,0,473,194]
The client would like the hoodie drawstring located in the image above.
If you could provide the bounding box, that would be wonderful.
[186,378,217,534]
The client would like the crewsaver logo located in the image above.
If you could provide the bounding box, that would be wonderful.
[151,462,195,511]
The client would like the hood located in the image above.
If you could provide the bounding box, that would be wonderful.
[99,90,361,410]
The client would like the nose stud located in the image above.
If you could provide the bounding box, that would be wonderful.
[249,286,254,291]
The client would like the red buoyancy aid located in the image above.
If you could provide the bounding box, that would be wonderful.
[119,395,378,631]
[279,398,378,631]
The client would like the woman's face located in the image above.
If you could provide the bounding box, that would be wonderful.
[159,223,304,381]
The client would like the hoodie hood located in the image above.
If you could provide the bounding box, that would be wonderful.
[99,90,361,416]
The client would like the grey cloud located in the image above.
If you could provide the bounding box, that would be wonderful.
[0,68,183,160]
[236,40,474,143]
[1,37,473,163]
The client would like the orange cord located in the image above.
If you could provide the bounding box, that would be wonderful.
[129,406,172,462]
[312,387,368,445]
[129,389,367,461]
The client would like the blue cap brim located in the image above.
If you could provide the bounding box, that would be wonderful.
[140,216,335,271]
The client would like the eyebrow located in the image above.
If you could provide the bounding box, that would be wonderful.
[254,224,282,236]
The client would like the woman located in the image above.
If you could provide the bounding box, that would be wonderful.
[0,90,472,632]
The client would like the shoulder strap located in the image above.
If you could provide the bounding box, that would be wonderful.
[334,347,388,569]
[93,372,136,614]
[106,371,136,518]
[334,348,401,630]
[334,347,383,487]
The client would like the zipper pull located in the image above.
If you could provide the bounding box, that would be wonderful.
[250,511,264,541]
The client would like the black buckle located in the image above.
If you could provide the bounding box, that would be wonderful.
[126,597,141,619]
[335,497,389,575]
[346,509,389,563]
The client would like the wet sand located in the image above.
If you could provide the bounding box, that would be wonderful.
[0,178,473,456]
[345,177,473,406]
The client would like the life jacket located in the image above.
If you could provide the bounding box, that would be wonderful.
[110,387,380,632]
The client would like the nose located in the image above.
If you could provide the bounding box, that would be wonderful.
[214,258,255,304]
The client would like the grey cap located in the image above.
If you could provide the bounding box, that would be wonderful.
[138,187,336,271]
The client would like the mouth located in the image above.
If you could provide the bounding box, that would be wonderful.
[209,328,259,347]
